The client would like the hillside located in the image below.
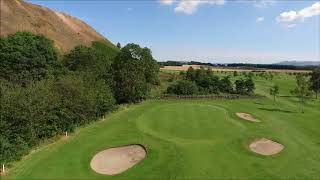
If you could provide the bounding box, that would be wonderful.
[0,0,115,52]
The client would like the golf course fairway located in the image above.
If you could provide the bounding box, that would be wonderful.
[6,97,320,179]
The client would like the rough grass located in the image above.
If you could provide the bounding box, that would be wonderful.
[5,72,320,179]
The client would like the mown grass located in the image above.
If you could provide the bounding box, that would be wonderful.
[5,72,320,179]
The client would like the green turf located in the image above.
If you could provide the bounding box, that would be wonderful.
[5,72,320,179]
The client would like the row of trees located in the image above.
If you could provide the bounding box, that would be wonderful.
[167,67,255,95]
[0,32,159,164]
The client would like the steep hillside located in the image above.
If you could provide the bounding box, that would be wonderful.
[0,0,115,52]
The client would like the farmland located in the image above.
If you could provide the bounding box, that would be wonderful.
[161,65,312,73]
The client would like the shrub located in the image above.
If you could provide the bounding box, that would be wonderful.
[0,75,115,164]
[167,80,198,95]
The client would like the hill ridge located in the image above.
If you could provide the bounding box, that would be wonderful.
[0,0,115,52]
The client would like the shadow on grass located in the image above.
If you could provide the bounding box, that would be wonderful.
[254,102,265,105]
[258,107,294,113]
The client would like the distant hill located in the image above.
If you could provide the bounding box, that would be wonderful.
[0,0,116,52]
[274,61,320,66]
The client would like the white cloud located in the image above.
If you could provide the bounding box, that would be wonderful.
[160,0,176,5]
[276,2,320,22]
[127,7,133,11]
[172,0,225,14]
[256,16,264,22]
[253,0,276,8]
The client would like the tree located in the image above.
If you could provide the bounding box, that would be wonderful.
[291,74,312,113]
[63,41,119,85]
[269,85,279,102]
[63,45,95,71]
[167,80,198,95]
[245,78,255,94]
[112,43,159,103]
[0,32,59,84]
[220,76,233,93]
[233,71,238,77]
[310,67,320,99]
[235,79,246,95]
[235,78,255,95]
[186,67,196,81]
[116,42,121,49]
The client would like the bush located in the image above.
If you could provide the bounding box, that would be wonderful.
[219,76,234,93]
[167,80,198,95]
[0,75,115,164]
[235,78,255,95]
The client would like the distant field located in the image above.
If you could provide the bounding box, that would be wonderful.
[161,65,312,73]
[5,71,320,179]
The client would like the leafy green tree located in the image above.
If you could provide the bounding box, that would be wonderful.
[191,68,220,94]
[0,32,59,84]
[220,76,233,93]
[186,67,196,81]
[63,41,118,85]
[112,43,158,103]
[245,78,255,94]
[235,79,246,95]
[291,74,312,113]
[310,67,320,99]
[63,45,95,71]
[167,80,198,95]
[270,85,279,102]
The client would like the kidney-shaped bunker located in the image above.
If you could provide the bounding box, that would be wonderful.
[90,144,146,175]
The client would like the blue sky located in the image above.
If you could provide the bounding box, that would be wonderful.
[30,0,320,63]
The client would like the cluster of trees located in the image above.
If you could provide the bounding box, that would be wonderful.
[268,68,320,112]
[0,32,159,164]
[167,67,255,95]
[290,69,320,113]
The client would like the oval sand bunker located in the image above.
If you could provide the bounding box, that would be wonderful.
[90,144,146,175]
[236,112,260,122]
[249,138,284,156]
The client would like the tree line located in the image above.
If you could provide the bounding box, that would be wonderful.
[0,32,159,165]
[158,60,317,70]
[166,67,255,95]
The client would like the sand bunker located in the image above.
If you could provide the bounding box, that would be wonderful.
[90,144,146,175]
[249,138,284,156]
[236,113,260,122]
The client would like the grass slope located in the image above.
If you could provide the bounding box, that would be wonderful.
[5,72,320,179]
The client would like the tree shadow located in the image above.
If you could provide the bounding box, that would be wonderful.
[258,107,294,113]
[254,102,265,105]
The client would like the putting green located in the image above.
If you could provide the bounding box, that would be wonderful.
[136,104,239,141]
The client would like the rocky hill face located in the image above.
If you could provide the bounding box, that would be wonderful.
[0,0,115,52]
